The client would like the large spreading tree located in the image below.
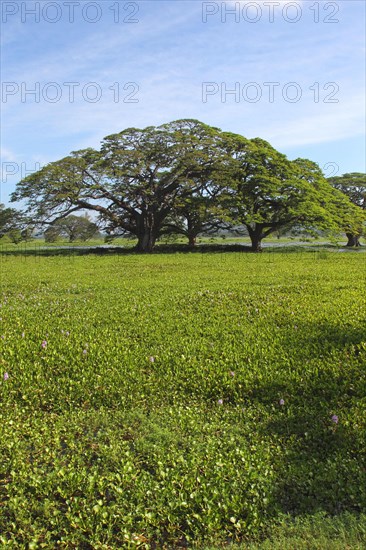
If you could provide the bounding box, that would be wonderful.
[217,135,364,251]
[11,120,364,252]
[11,120,225,252]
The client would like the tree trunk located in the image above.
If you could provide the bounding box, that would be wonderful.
[250,236,263,252]
[136,230,156,253]
[346,233,361,247]
[188,234,196,248]
[134,211,159,253]
[247,225,263,252]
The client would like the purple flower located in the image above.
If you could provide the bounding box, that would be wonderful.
[331,415,339,424]
[229,371,235,377]
[83,349,87,355]
[149,356,155,363]
[217,399,223,405]
[41,340,47,349]
[279,398,285,406]
[3,372,9,381]
[65,331,70,336]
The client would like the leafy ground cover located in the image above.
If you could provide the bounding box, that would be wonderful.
[0,250,365,548]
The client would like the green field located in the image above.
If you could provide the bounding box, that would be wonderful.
[0,250,365,548]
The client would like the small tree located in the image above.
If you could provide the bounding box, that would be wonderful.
[44,225,61,243]
[0,204,21,237]
[46,215,99,243]
[0,204,32,243]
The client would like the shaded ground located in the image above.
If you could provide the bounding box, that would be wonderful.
[0,241,364,258]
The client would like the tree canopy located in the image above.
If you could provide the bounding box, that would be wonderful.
[12,120,226,252]
[205,135,364,250]
[11,120,365,252]
[0,204,30,243]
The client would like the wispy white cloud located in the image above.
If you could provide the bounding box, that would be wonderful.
[260,94,365,148]
[0,147,18,163]
[1,0,365,203]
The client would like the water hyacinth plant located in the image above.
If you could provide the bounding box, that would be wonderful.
[0,251,365,547]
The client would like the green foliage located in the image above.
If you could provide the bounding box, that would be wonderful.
[0,204,26,241]
[205,512,366,549]
[327,173,366,247]
[3,229,24,245]
[219,139,365,251]
[327,173,366,210]
[11,120,224,253]
[2,228,33,245]
[0,251,365,546]
[44,214,99,243]
[161,192,228,247]
[11,121,363,253]
[44,225,61,243]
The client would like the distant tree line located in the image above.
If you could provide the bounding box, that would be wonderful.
[5,119,366,251]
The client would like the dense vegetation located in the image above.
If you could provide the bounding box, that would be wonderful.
[1,250,365,547]
[9,120,366,252]
[327,173,366,247]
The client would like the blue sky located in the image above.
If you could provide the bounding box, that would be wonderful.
[1,0,365,206]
